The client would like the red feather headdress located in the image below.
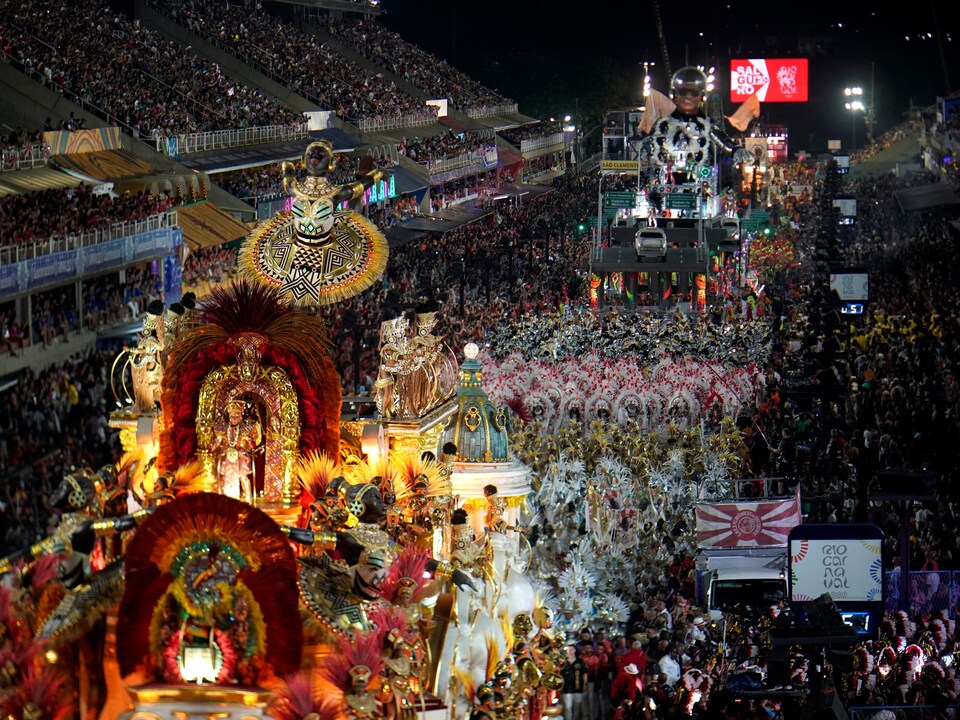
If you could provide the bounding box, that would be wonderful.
[318,627,386,698]
[270,673,342,720]
[159,280,341,473]
[377,544,431,605]
[116,492,302,685]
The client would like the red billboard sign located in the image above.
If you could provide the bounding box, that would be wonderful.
[730,59,809,103]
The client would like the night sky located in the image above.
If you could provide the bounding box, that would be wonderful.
[380,0,959,153]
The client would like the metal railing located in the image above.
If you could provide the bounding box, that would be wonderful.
[850,706,960,720]
[424,148,498,175]
[157,123,308,155]
[579,153,602,174]
[883,569,960,616]
[524,166,564,184]
[520,133,565,154]
[1,143,49,172]
[354,110,438,133]
[465,103,519,119]
[0,211,178,265]
[370,144,401,162]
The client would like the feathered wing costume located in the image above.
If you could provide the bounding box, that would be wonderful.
[159,280,341,480]
[115,492,302,687]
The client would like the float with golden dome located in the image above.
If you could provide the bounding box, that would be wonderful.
[0,144,556,720]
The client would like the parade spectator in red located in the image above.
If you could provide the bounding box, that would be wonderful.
[611,663,643,706]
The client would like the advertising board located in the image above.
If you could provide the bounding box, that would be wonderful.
[730,59,809,103]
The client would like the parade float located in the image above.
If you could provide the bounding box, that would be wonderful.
[0,141,557,720]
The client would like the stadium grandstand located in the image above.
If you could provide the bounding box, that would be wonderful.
[3,5,959,720]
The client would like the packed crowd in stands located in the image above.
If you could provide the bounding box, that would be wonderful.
[500,122,565,146]
[181,245,238,296]
[399,129,495,165]
[155,0,432,124]
[81,265,165,329]
[850,120,924,163]
[1,0,301,138]
[0,265,165,356]
[5,114,960,718]
[0,347,119,554]
[0,186,178,247]
[325,17,511,114]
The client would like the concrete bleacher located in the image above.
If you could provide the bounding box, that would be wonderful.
[0,0,550,342]
[0,327,99,378]
[141,4,323,117]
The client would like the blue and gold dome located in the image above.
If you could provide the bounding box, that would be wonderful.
[441,344,509,463]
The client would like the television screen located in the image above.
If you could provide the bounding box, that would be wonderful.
[730,59,809,103]
[789,537,882,602]
[830,272,869,302]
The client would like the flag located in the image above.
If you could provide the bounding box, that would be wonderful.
[725,94,761,132]
[695,493,801,547]
[640,89,677,134]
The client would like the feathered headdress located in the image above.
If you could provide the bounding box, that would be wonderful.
[154,460,207,501]
[392,450,449,499]
[0,666,69,720]
[298,451,342,508]
[270,673,341,720]
[350,455,400,501]
[367,604,418,646]
[317,627,386,700]
[159,280,341,471]
[116,492,302,685]
[378,544,431,605]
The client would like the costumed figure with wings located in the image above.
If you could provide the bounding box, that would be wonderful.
[240,141,389,306]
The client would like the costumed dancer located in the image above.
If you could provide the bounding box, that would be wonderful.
[240,141,389,306]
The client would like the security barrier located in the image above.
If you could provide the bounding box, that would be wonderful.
[883,570,960,616]
[0,211,178,266]
[1,143,49,172]
[156,124,308,156]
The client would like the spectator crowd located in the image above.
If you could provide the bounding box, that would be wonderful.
[1,0,301,138]
[325,17,511,114]
[0,185,178,247]
[155,0,432,125]
[4,107,960,720]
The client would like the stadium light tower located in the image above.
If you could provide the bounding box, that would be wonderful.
[643,61,655,98]
[844,86,865,150]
